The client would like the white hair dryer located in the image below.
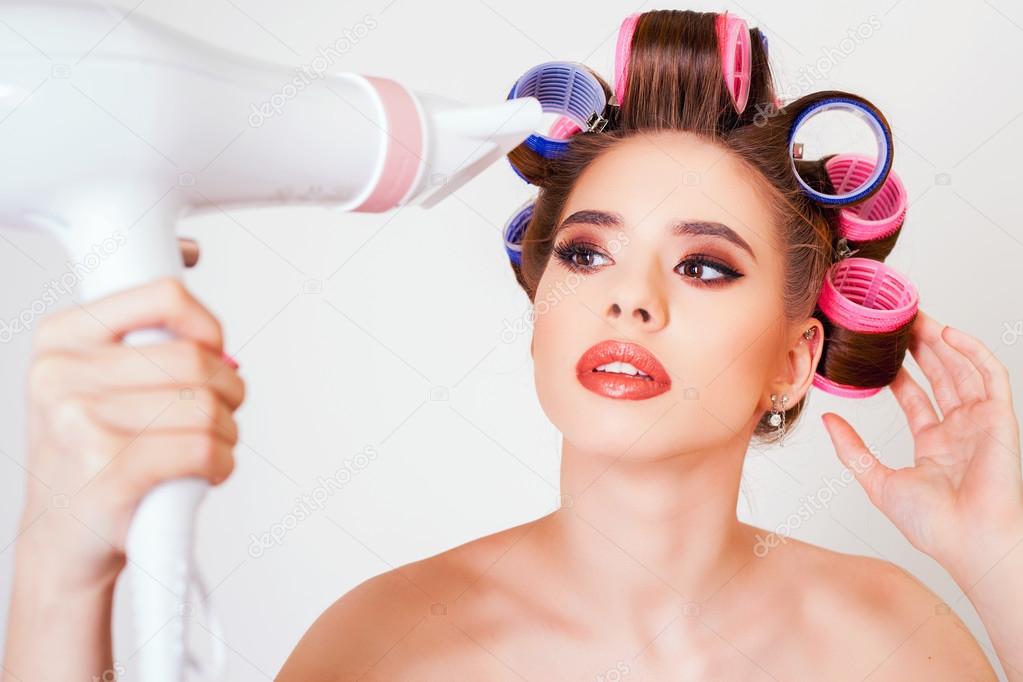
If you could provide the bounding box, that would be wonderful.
[0,1,541,678]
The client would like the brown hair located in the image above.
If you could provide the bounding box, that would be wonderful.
[506,9,912,445]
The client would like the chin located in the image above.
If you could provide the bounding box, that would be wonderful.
[537,379,689,460]
[550,378,763,462]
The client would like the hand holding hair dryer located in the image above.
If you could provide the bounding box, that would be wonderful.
[0,2,541,678]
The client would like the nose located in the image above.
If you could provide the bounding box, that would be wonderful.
[604,276,668,332]
[609,301,654,323]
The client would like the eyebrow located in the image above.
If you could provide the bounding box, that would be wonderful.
[557,209,757,263]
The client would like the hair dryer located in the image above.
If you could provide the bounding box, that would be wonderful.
[0,1,541,678]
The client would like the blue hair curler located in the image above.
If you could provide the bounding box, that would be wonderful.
[788,96,893,207]
[505,61,609,164]
[503,199,535,265]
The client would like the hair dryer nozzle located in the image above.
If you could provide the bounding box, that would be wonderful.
[402,95,543,210]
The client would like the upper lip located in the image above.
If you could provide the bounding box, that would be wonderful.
[575,339,672,385]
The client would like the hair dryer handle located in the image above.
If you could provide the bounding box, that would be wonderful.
[123,462,211,682]
[57,194,221,681]
[119,329,221,681]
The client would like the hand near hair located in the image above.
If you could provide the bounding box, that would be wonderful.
[820,310,1022,579]
[820,309,1023,679]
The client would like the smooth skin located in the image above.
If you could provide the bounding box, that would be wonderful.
[3,133,1021,681]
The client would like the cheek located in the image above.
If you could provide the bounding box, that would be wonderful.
[684,322,780,434]
[530,274,585,412]
[530,270,618,451]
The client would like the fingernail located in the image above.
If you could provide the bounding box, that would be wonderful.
[180,237,200,268]
[222,351,239,369]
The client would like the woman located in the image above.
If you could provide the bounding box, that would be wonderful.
[5,9,1022,681]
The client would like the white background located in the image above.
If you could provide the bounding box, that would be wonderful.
[1,0,1021,679]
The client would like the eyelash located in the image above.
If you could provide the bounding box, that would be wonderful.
[551,239,744,287]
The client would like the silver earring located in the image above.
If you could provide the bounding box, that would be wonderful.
[803,327,816,342]
[769,393,789,444]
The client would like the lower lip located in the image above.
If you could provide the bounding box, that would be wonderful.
[576,369,671,400]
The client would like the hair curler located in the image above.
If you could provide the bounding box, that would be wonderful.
[813,257,920,398]
[614,10,752,114]
[0,1,542,679]
[787,94,894,207]
[827,153,908,242]
[715,11,752,115]
[504,198,535,266]
[505,61,610,164]
[613,12,642,106]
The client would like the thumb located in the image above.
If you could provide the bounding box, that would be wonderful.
[821,412,892,507]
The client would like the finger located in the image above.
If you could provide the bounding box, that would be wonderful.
[85,340,245,409]
[179,237,200,268]
[34,277,223,355]
[888,367,939,438]
[109,431,237,500]
[908,326,961,418]
[821,412,893,508]
[940,325,1013,405]
[912,311,987,405]
[29,342,245,410]
[85,387,239,445]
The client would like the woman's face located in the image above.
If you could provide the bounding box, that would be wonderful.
[531,130,799,460]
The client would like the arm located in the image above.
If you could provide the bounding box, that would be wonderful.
[821,311,1023,680]
[945,520,1023,680]
[3,522,119,680]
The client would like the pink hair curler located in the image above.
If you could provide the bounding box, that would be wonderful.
[716,11,752,114]
[812,257,919,398]
[614,12,642,106]
[614,11,752,114]
[826,153,908,242]
[812,372,885,398]
[549,116,582,139]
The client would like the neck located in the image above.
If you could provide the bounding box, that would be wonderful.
[535,429,758,613]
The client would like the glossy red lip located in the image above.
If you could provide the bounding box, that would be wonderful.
[575,339,672,400]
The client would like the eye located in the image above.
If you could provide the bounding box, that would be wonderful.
[675,255,743,287]
[552,241,611,272]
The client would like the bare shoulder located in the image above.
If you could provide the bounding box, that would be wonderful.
[748,525,997,681]
[275,518,540,681]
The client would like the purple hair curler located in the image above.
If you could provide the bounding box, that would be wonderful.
[504,198,535,265]
[506,61,609,163]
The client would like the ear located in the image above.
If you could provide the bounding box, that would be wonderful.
[530,335,535,358]
[762,318,824,410]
